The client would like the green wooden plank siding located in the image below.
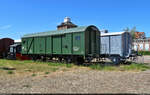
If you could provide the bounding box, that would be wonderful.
[34,37,45,54]
[52,36,62,54]
[73,32,84,55]
[46,36,52,54]
[62,34,72,54]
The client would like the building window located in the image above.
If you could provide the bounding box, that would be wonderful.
[134,45,138,51]
[145,44,149,51]
[139,44,143,50]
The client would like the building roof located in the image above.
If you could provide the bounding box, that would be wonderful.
[14,39,21,43]
[57,21,77,27]
[10,44,20,47]
[101,31,127,36]
[134,32,145,39]
[57,17,77,27]
[22,25,98,38]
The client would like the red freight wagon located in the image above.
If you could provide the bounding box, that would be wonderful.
[0,38,14,58]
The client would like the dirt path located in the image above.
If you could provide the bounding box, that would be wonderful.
[135,55,150,64]
[0,68,150,94]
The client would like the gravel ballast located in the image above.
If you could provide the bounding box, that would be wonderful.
[0,68,150,94]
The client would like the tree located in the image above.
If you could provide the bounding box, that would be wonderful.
[123,26,137,39]
[123,27,129,32]
[130,27,137,39]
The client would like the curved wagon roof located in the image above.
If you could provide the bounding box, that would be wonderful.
[22,25,99,38]
[101,31,130,36]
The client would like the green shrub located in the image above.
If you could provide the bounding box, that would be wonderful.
[45,72,50,74]
[89,64,103,70]
[32,73,36,76]
[138,51,150,55]
[121,63,150,71]
[89,63,150,71]
[66,64,73,68]
[7,71,14,74]
[23,84,31,88]
[50,67,59,72]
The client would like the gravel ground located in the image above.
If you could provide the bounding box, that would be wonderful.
[0,67,150,94]
[140,55,150,63]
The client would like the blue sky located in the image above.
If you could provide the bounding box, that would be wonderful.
[0,0,149,40]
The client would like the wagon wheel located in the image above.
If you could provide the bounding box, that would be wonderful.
[58,57,62,62]
[75,57,84,65]
[31,56,37,61]
[129,56,137,63]
[41,56,46,62]
[110,56,121,65]
[64,57,72,64]
[133,56,138,62]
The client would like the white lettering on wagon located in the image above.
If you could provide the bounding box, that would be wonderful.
[73,47,79,51]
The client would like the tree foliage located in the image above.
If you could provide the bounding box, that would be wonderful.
[123,27,137,39]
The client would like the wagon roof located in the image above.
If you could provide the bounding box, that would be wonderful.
[101,31,129,36]
[22,25,98,38]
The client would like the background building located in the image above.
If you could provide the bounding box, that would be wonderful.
[133,37,150,51]
[134,32,145,39]
[57,17,77,30]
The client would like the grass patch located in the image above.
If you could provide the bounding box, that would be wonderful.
[89,63,150,71]
[120,63,150,71]
[7,71,14,74]
[45,72,50,74]
[24,69,32,72]
[32,73,36,77]
[66,64,73,68]
[89,64,116,71]
[138,51,150,55]
[1,59,149,76]
[50,67,59,72]
[62,68,68,72]
[47,62,65,67]
[23,84,31,88]
[0,59,75,76]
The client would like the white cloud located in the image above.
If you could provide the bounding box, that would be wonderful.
[0,25,12,30]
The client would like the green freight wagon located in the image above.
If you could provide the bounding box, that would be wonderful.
[21,25,100,64]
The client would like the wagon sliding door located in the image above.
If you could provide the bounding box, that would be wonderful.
[91,31,97,54]
[73,32,84,55]
[62,34,72,54]
[52,36,62,54]
[34,37,45,54]
[87,30,97,55]
[46,36,52,54]
[110,35,122,55]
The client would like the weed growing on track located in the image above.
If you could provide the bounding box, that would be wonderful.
[32,73,36,77]
[45,72,50,74]
[7,71,14,74]
[23,84,31,88]
[51,67,59,72]
[89,63,150,71]
[66,64,73,68]
[0,59,150,76]
[0,59,75,75]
